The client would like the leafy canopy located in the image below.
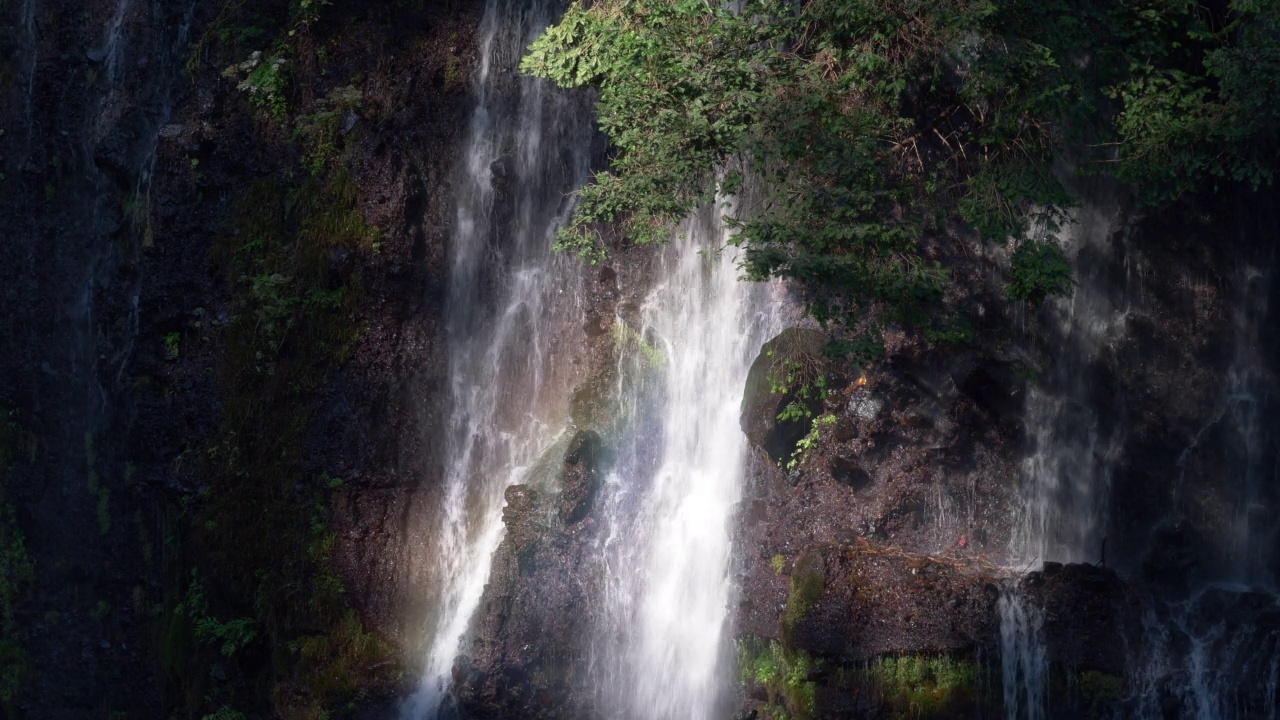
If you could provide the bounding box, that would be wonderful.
[524,0,1279,336]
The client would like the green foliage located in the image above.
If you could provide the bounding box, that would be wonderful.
[224,51,290,119]
[288,610,388,702]
[1077,669,1124,711]
[770,554,786,575]
[173,570,259,658]
[289,0,332,33]
[293,85,363,176]
[164,331,181,359]
[195,171,384,716]
[865,655,982,717]
[740,639,818,720]
[524,2,769,249]
[1005,240,1074,304]
[788,414,835,472]
[167,3,395,714]
[1111,0,1280,201]
[443,52,464,92]
[526,0,1280,340]
[762,332,835,469]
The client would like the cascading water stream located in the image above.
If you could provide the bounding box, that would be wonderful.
[1003,186,1280,718]
[1001,193,1129,719]
[403,0,595,715]
[1128,258,1280,720]
[591,201,786,720]
[999,592,1047,720]
[1012,198,1129,569]
[403,2,789,715]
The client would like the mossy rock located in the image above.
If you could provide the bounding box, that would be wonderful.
[782,549,826,643]
[738,638,818,720]
[741,328,830,463]
[856,654,993,719]
[569,367,618,432]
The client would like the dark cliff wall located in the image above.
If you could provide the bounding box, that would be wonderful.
[0,0,485,716]
[729,186,1280,719]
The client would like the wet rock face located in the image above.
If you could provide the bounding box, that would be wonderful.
[740,543,1004,661]
[737,340,1025,574]
[447,215,650,718]
[1049,191,1280,587]
[1,0,487,713]
[0,0,207,714]
[453,448,605,719]
[733,327,1025,715]
[733,189,1280,719]
[559,430,604,524]
[1017,563,1135,676]
[734,542,1137,719]
[732,324,1144,717]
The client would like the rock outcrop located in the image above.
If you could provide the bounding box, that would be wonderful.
[453,432,607,719]
[730,185,1280,718]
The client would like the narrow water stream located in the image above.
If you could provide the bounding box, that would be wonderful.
[1001,192,1129,719]
[403,0,594,715]
[1012,195,1129,569]
[1003,188,1280,718]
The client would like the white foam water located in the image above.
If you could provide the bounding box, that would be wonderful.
[591,200,786,720]
[401,0,594,715]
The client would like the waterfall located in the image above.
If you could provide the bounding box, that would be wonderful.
[401,0,789,713]
[999,590,1047,720]
[1012,196,1129,568]
[402,0,596,716]
[1003,182,1280,718]
[1000,194,1128,719]
[591,201,786,720]
[1128,258,1280,720]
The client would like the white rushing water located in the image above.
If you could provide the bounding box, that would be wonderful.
[402,0,594,716]
[402,0,788,714]
[593,200,786,720]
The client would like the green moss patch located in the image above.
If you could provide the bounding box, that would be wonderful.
[782,551,825,643]
[162,169,388,718]
[739,638,818,720]
[862,655,986,717]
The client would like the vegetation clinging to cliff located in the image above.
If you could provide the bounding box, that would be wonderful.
[164,1,417,714]
[524,0,1279,338]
